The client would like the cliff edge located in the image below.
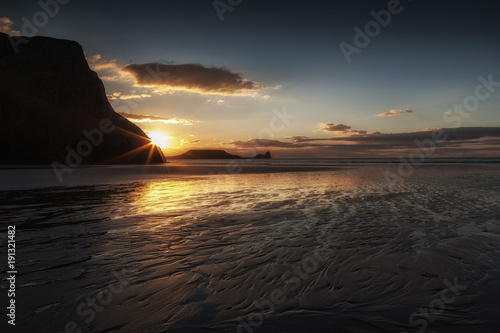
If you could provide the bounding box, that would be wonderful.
[0,32,165,165]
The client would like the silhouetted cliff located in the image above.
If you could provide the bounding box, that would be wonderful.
[0,32,165,165]
[168,149,271,159]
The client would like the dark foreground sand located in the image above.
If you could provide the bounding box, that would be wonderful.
[1,164,499,332]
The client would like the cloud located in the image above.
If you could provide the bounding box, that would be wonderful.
[89,57,272,99]
[0,17,20,36]
[291,127,500,146]
[89,57,136,83]
[90,58,119,71]
[180,139,201,146]
[319,123,351,132]
[230,139,298,148]
[228,127,500,157]
[121,62,268,95]
[350,130,367,135]
[286,136,310,142]
[119,112,192,125]
[231,128,500,154]
[89,57,156,101]
[317,123,368,135]
[87,54,102,63]
[207,98,227,105]
[377,109,413,117]
[113,92,152,100]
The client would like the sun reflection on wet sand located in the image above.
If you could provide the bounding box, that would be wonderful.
[128,170,359,219]
[3,166,500,332]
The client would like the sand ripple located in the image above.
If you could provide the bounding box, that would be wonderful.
[0,165,499,332]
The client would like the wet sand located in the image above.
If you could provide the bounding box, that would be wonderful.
[1,165,499,332]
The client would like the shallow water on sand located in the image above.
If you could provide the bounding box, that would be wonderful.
[1,165,500,332]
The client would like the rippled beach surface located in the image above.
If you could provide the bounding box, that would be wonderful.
[1,164,500,332]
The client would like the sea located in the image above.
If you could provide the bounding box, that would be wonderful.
[1,159,499,332]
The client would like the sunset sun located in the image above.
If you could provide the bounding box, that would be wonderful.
[147,131,170,149]
[2,1,500,332]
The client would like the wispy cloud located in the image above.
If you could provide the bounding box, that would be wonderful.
[180,139,201,145]
[112,92,152,100]
[89,57,135,82]
[377,109,414,117]
[0,17,20,36]
[207,98,228,106]
[119,112,192,125]
[86,54,102,63]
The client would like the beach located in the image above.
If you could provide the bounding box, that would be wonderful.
[2,0,500,331]
[1,163,499,332]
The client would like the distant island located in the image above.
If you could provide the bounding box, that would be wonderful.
[0,33,165,165]
[168,150,271,159]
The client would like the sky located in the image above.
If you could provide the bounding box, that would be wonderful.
[1,0,500,158]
